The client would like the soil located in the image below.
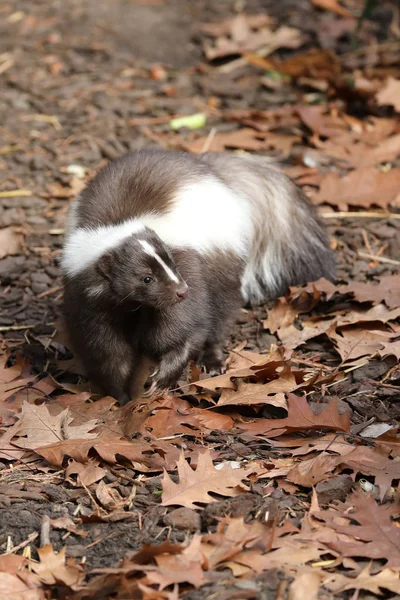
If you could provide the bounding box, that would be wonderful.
[0,1,399,599]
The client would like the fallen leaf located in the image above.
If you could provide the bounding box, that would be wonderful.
[218,383,288,408]
[316,490,400,568]
[376,77,400,112]
[31,545,84,587]
[0,572,43,600]
[326,564,400,595]
[288,568,322,600]
[96,479,133,510]
[238,395,350,436]
[0,226,25,259]
[286,453,342,487]
[327,325,395,361]
[14,402,98,450]
[65,459,107,486]
[315,167,400,210]
[161,450,249,509]
[36,434,180,470]
[339,446,400,501]
[202,17,302,61]
[146,535,206,589]
[312,0,354,18]
[273,48,341,79]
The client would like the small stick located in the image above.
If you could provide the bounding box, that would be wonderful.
[200,127,217,153]
[357,251,400,266]
[37,285,63,299]
[7,532,39,555]
[321,211,400,219]
[0,324,37,332]
[40,515,51,547]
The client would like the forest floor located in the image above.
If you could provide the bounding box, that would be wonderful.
[0,0,400,598]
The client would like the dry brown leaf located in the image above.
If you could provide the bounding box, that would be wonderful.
[379,340,400,360]
[218,372,293,406]
[0,422,24,461]
[273,48,340,79]
[36,434,180,471]
[263,297,299,334]
[288,569,322,600]
[65,459,107,486]
[95,479,132,510]
[161,450,249,509]
[339,446,400,501]
[0,226,25,259]
[232,541,323,573]
[376,77,400,112]
[0,554,27,574]
[0,572,43,600]
[325,564,400,595]
[312,0,354,18]
[316,490,400,568]
[238,395,350,436]
[334,276,400,309]
[327,325,395,361]
[140,397,202,438]
[31,545,84,587]
[14,402,98,450]
[203,19,302,60]
[146,535,206,589]
[286,453,342,487]
[218,384,288,408]
[315,167,400,210]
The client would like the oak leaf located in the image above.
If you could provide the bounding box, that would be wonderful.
[14,402,98,450]
[315,167,400,210]
[35,435,180,470]
[146,535,206,589]
[325,564,400,595]
[316,490,400,568]
[238,394,350,436]
[0,226,25,259]
[339,446,400,501]
[30,545,84,588]
[0,572,43,600]
[161,450,250,509]
[376,77,400,112]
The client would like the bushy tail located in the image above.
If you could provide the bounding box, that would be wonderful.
[200,153,336,305]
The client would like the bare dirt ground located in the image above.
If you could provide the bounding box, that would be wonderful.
[0,0,400,598]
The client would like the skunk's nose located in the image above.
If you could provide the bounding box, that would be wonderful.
[176,282,189,301]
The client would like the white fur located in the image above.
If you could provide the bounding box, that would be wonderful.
[138,239,179,283]
[61,177,253,277]
[140,177,253,255]
[61,219,145,277]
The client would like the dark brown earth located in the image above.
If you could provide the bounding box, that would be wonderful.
[0,1,399,599]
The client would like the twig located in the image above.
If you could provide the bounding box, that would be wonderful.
[0,58,14,75]
[321,211,400,219]
[7,532,39,554]
[40,515,51,547]
[37,285,63,299]
[0,189,31,198]
[0,324,37,332]
[357,251,400,266]
[200,127,217,153]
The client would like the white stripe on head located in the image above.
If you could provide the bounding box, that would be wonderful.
[61,218,145,277]
[138,239,179,283]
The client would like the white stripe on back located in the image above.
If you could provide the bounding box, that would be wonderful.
[61,175,253,277]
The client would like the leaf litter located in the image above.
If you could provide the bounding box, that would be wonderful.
[0,0,400,599]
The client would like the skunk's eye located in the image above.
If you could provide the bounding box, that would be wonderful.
[143,276,154,284]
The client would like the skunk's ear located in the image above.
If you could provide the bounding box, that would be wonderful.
[97,251,113,281]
